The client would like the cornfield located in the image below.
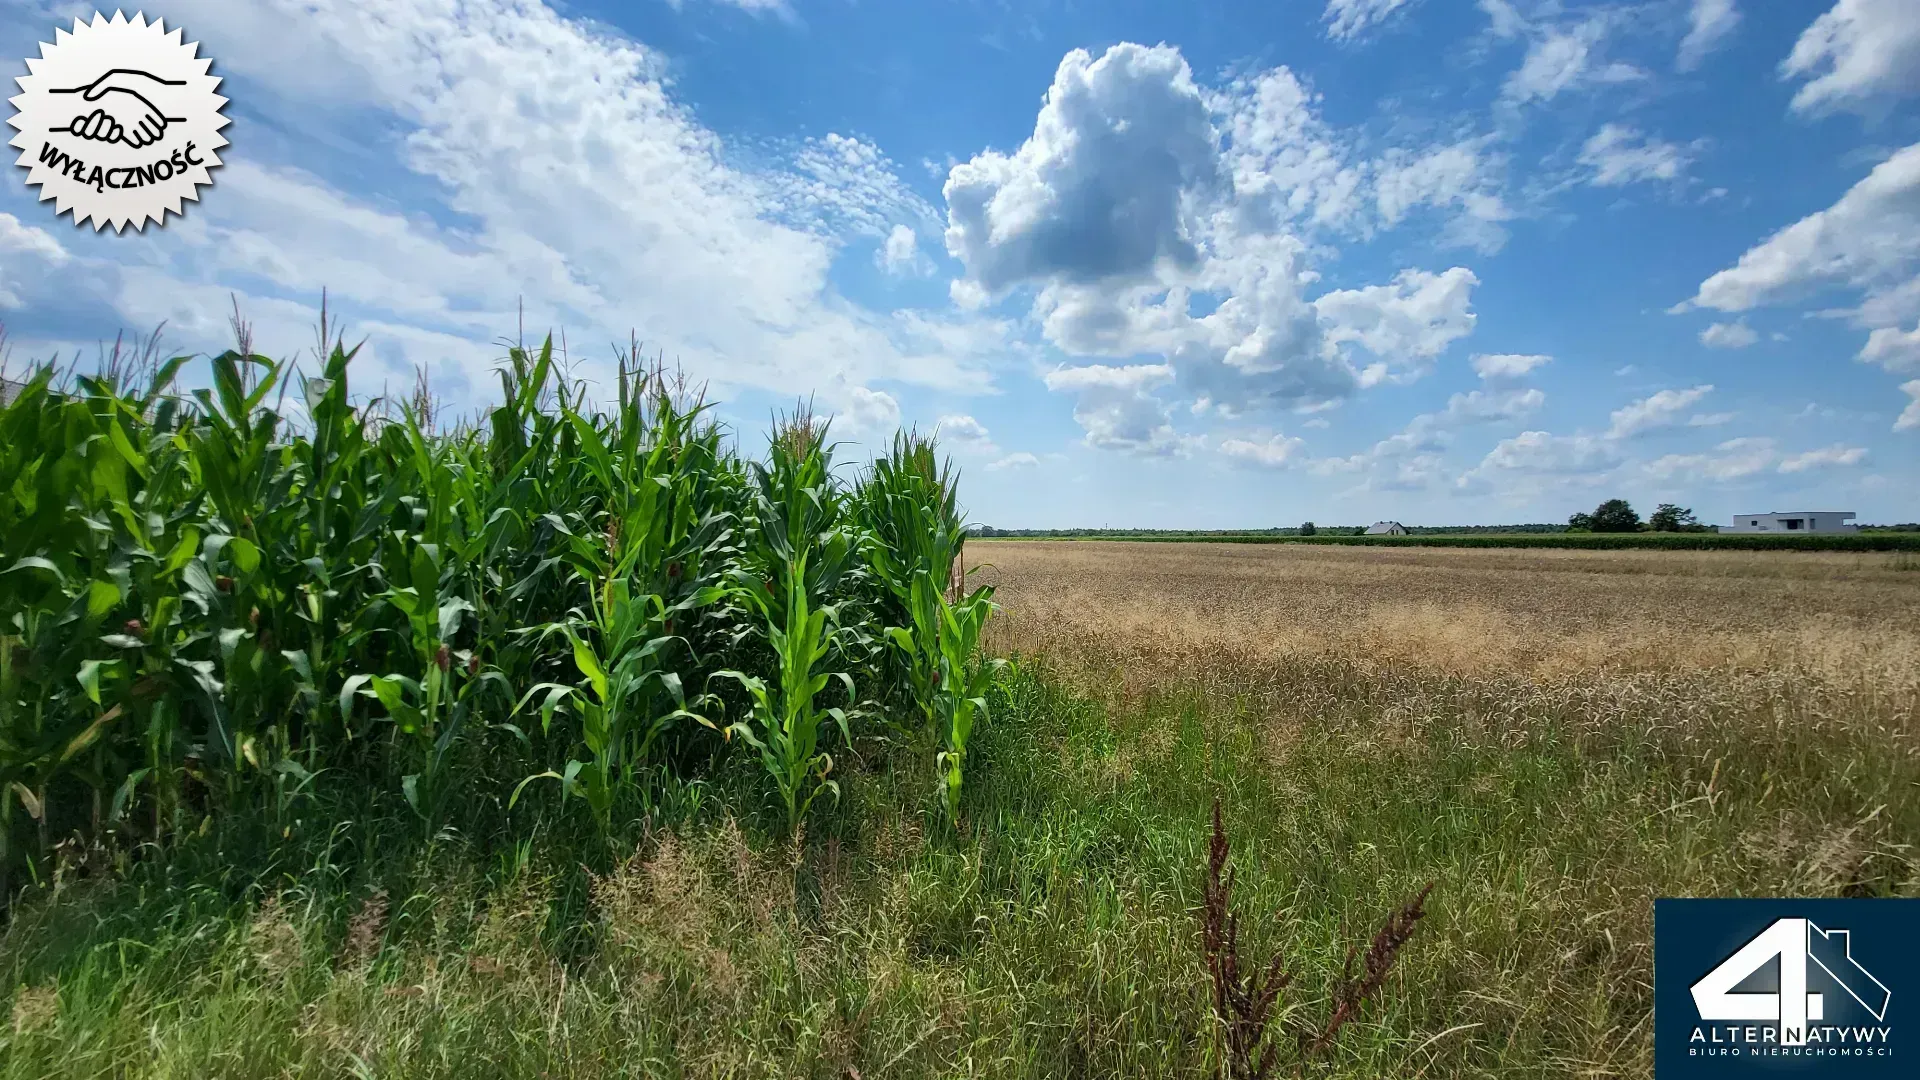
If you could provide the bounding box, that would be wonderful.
[0,332,997,896]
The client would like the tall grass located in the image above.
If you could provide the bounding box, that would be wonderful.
[0,334,992,891]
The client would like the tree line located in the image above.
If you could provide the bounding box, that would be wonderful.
[1566,500,1709,534]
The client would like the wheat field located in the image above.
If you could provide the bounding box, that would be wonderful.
[977,539,1920,688]
[955,539,1919,1074]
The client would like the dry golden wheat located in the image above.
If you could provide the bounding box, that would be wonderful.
[976,540,1920,691]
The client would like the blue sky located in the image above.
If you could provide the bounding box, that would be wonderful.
[2,0,1917,528]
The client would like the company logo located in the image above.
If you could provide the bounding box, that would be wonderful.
[7,11,229,232]
[1656,899,1915,1076]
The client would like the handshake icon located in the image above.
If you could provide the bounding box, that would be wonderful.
[50,68,187,149]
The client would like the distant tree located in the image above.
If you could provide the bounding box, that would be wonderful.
[1588,499,1642,533]
[1648,503,1698,532]
[1299,521,1317,536]
[1566,512,1594,532]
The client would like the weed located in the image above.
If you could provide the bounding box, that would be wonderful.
[1201,797,1434,1078]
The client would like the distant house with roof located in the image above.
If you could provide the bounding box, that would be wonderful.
[1721,511,1857,534]
[0,377,24,407]
[1365,521,1407,536]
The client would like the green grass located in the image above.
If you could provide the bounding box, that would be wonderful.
[975,532,1920,551]
[4,652,1911,1078]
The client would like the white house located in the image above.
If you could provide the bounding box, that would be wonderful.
[1365,521,1408,536]
[1721,511,1857,534]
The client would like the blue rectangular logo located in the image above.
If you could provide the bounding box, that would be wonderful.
[1656,899,1916,1076]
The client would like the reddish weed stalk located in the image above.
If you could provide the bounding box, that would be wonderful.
[1201,798,1434,1078]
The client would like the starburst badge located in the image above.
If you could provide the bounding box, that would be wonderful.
[8,11,229,232]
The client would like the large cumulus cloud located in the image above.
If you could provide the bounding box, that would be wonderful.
[939,43,1482,452]
[944,45,1223,294]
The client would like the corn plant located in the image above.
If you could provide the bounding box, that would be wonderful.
[1,354,199,886]
[0,321,1007,895]
[857,431,1001,825]
[509,360,733,832]
[714,410,864,835]
[925,589,1002,825]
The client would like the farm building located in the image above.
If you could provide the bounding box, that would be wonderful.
[0,377,23,407]
[1721,511,1857,534]
[1365,521,1408,536]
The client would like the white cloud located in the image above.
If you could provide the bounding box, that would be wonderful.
[1897,379,1920,430]
[1220,432,1307,467]
[1700,321,1759,348]
[985,452,1040,471]
[1643,436,1778,481]
[937,413,991,443]
[1458,417,1862,493]
[1042,363,1177,394]
[1688,411,1736,427]
[1677,0,1741,72]
[1579,124,1693,187]
[942,43,1491,435]
[1370,138,1512,251]
[1213,72,1507,249]
[1314,267,1480,378]
[1471,352,1552,379]
[0,212,67,264]
[1480,0,1527,40]
[1310,420,1450,490]
[1460,431,1622,493]
[877,224,932,276]
[666,0,791,14]
[1212,66,1369,233]
[769,133,942,241]
[1485,431,1618,472]
[949,278,990,311]
[1445,386,1545,421]
[1861,324,1920,372]
[943,44,1220,294]
[1689,142,1920,372]
[1782,0,1920,114]
[0,212,70,309]
[1506,22,1601,103]
[935,413,998,455]
[1607,385,1716,438]
[1778,443,1869,471]
[837,386,902,441]
[1041,362,1193,455]
[1308,382,1542,492]
[1502,18,1644,106]
[1323,0,1421,41]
